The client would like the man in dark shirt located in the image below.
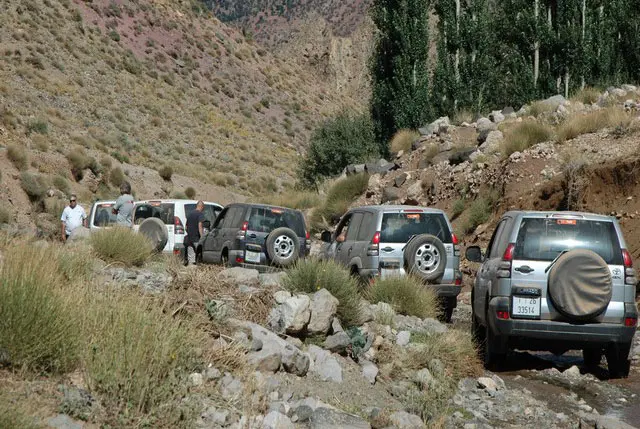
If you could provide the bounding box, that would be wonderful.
[185,200,205,266]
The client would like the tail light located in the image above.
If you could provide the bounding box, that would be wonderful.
[305,230,310,240]
[452,233,460,256]
[367,231,381,256]
[497,243,515,278]
[174,216,185,234]
[496,311,510,320]
[625,317,638,327]
[237,221,249,239]
[622,249,637,286]
[452,234,459,245]
[455,277,462,286]
[241,221,248,232]
[235,256,244,264]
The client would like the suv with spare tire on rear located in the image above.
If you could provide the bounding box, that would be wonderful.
[321,205,462,321]
[197,203,310,269]
[466,211,638,377]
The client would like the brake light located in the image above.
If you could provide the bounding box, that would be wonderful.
[174,216,184,234]
[455,277,462,286]
[503,244,515,262]
[305,230,310,240]
[173,249,181,255]
[452,234,459,245]
[236,256,244,264]
[496,311,510,320]
[241,221,248,232]
[625,317,637,327]
[372,232,380,245]
[368,231,381,256]
[622,249,633,267]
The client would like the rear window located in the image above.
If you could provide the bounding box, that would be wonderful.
[92,203,117,227]
[514,218,623,264]
[380,212,452,243]
[133,203,175,225]
[247,207,305,237]
[185,204,222,225]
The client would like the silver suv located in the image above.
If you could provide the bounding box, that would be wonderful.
[321,205,462,321]
[466,211,638,377]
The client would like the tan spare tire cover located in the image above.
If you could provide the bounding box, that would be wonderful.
[548,249,612,321]
[139,217,168,253]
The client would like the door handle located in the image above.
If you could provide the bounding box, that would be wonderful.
[348,247,352,255]
[514,265,534,274]
[249,234,257,238]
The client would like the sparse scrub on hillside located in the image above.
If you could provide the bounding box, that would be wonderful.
[453,109,474,125]
[557,108,634,142]
[67,151,99,181]
[451,199,465,220]
[158,165,173,181]
[185,186,196,199]
[259,189,321,210]
[20,172,48,201]
[0,207,11,225]
[109,166,124,187]
[390,129,419,154]
[32,134,49,152]
[368,276,438,319]
[7,144,28,170]
[571,87,601,104]
[502,120,552,157]
[0,403,40,429]
[311,173,369,228]
[52,175,70,195]
[462,197,491,234]
[298,112,378,187]
[285,259,362,328]
[26,119,48,135]
[90,227,154,267]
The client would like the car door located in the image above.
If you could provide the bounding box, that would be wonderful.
[203,208,228,262]
[340,212,363,267]
[475,218,509,325]
[330,213,353,266]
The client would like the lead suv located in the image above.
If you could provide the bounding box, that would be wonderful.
[198,203,310,269]
[321,205,462,321]
[466,211,638,377]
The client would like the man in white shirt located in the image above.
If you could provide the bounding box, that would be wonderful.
[60,194,87,242]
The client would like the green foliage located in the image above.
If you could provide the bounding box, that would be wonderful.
[20,172,48,201]
[451,199,465,220]
[368,276,438,319]
[298,112,378,187]
[185,186,196,199]
[27,119,48,135]
[311,173,369,228]
[370,0,432,153]
[67,151,99,181]
[7,144,28,170]
[462,197,491,234]
[502,120,553,157]
[0,403,40,429]
[53,175,70,195]
[284,259,362,328]
[158,165,173,181]
[110,166,124,187]
[90,227,154,267]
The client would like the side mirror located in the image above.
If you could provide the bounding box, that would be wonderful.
[320,230,332,243]
[203,220,211,230]
[465,246,483,263]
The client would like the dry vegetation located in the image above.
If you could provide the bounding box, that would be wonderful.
[390,129,419,154]
[501,120,553,157]
[557,108,636,142]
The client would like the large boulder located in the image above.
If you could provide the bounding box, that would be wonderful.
[540,94,567,110]
[324,331,351,354]
[308,345,343,382]
[308,289,339,335]
[382,187,401,203]
[263,411,295,429]
[479,130,504,153]
[489,110,505,124]
[260,272,288,288]
[365,159,396,175]
[476,117,497,133]
[419,116,451,136]
[268,295,311,335]
[389,411,425,429]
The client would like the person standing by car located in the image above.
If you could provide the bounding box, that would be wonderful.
[185,200,205,265]
[112,181,134,227]
[60,194,87,243]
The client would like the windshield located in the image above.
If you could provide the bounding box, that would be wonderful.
[380,213,452,243]
[92,203,117,227]
[514,218,623,264]
[133,203,175,225]
[247,207,306,237]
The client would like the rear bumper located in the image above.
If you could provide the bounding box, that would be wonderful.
[431,284,463,298]
[488,297,637,348]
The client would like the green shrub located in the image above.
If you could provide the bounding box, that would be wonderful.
[26,119,48,135]
[20,172,48,201]
[158,165,173,181]
[311,173,369,227]
[451,199,465,220]
[171,191,187,199]
[298,112,379,187]
[67,151,98,180]
[390,129,419,154]
[0,206,10,224]
[185,186,196,199]
[502,120,552,157]
[90,227,154,267]
[52,175,70,195]
[110,166,124,187]
[0,403,40,429]
[462,197,491,234]
[7,144,28,170]
[284,259,362,327]
[258,189,322,210]
[0,244,81,373]
[368,276,438,319]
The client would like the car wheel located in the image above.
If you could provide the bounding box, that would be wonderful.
[484,327,507,370]
[265,227,300,267]
[582,348,602,369]
[404,234,447,282]
[606,343,631,379]
[221,249,229,267]
[138,218,168,253]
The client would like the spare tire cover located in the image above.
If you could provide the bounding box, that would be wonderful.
[265,227,300,267]
[404,234,447,282]
[139,218,168,253]
[548,249,612,321]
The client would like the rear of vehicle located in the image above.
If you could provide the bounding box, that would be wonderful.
[487,212,637,375]
[88,201,117,232]
[132,201,177,253]
[232,205,309,268]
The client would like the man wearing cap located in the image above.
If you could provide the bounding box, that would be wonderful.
[60,194,87,243]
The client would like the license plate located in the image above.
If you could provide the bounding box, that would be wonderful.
[512,296,540,317]
[245,250,261,264]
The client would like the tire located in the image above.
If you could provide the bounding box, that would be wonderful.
[547,249,612,322]
[265,227,300,267]
[606,343,632,379]
[138,218,168,253]
[582,348,602,369]
[404,234,447,282]
[438,296,455,323]
[484,327,507,370]
[221,249,229,267]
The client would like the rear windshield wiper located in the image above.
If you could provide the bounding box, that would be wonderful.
[544,249,569,273]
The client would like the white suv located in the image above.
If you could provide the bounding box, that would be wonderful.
[87,200,118,232]
[131,199,223,255]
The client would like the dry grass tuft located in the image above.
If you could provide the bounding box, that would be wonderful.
[7,144,28,171]
[571,87,601,105]
[390,129,419,154]
[502,120,552,157]
[557,108,635,142]
[527,100,555,117]
[0,401,40,429]
[90,227,154,267]
[259,189,322,210]
[311,173,369,229]
[368,276,438,319]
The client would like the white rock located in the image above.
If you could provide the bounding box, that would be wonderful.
[308,345,343,383]
[477,377,499,392]
[189,372,204,387]
[274,291,292,304]
[389,410,425,429]
[308,289,339,335]
[476,117,497,133]
[361,360,379,385]
[396,331,411,346]
[563,365,581,378]
[263,411,294,429]
[268,295,311,334]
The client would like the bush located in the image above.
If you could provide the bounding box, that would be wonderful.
[53,175,70,195]
[7,144,28,170]
[284,259,362,328]
[298,112,379,187]
[90,227,154,267]
[0,244,81,373]
[311,173,369,228]
[20,172,48,201]
[451,199,465,220]
[390,129,419,154]
[67,151,98,181]
[557,108,633,143]
[0,403,40,429]
[502,120,552,157]
[571,87,601,104]
[527,101,555,117]
[0,207,10,224]
[184,186,196,199]
[258,189,322,210]
[158,165,173,181]
[368,276,438,319]
[26,119,48,135]
[110,166,124,187]
[462,197,491,234]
